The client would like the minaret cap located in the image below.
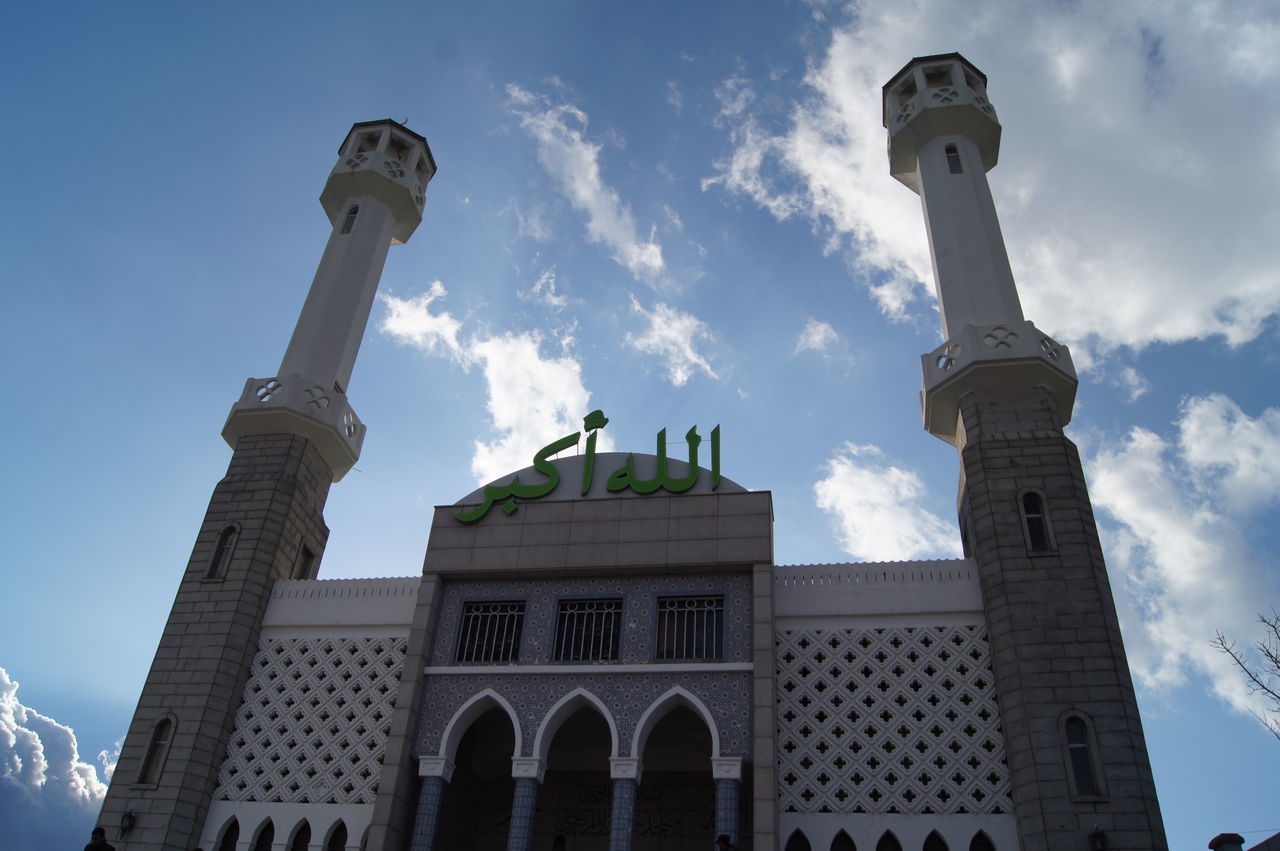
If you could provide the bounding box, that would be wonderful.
[883,53,1001,192]
[320,119,438,244]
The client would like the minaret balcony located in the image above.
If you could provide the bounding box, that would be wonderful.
[221,373,366,481]
[920,321,1078,445]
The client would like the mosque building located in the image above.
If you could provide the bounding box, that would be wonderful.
[95,54,1168,851]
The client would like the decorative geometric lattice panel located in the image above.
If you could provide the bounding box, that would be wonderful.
[215,636,406,804]
[776,626,1010,815]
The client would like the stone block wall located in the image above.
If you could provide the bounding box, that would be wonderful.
[957,389,1166,851]
[97,434,333,850]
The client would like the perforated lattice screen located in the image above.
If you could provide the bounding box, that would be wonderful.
[776,626,1010,814]
[215,636,406,804]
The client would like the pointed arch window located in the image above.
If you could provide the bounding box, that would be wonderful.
[1062,713,1106,799]
[946,144,963,174]
[924,832,950,851]
[289,821,312,851]
[830,830,857,851]
[217,819,240,851]
[876,833,903,851]
[341,204,359,234]
[785,830,813,851]
[969,833,996,851]
[206,524,239,580]
[137,717,173,784]
[252,820,274,851]
[326,821,348,851]
[1019,490,1055,553]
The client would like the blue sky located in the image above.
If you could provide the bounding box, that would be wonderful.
[3,1,1279,848]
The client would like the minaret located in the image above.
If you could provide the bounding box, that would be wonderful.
[884,55,1167,850]
[96,120,435,850]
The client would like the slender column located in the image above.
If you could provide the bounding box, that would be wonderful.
[714,778,741,846]
[409,775,447,851]
[506,777,540,851]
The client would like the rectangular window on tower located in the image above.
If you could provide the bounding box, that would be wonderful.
[554,599,622,662]
[656,596,724,661]
[456,601,525,663]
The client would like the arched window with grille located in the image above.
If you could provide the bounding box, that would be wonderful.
[1019,490,1055,553]
[137,717,173,784]
[945,143,963,174]
[341,204,359,234]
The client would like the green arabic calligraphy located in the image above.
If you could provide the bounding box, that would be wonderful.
[453,410,721,524]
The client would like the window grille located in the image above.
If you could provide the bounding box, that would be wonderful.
[456,601,525,663]
[656,596,724,660]
[340,204,359,234]
[554,598,622,661]
[946,143,964,174]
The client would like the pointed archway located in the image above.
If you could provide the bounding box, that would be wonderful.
[533,704,614,849]
[436,705,518,848]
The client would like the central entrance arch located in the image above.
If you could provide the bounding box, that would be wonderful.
[534,706,615,849]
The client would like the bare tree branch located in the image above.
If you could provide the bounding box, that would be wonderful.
[1214,609,1280,743]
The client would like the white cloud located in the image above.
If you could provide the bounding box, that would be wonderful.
[521,267,570,310]
[666,80,683,113]
[704,1,1280,359]
[1105,365,1151,402]
[379,282,464,361]
[379,285,610,483]
[795,318,839,354]
[467,332,610,483]
[814,443,961,562]
[1,666,107,848]
[506,84,665,283]
[1087,394,1280,723]
[625,295,718,386]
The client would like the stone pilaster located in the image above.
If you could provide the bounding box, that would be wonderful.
[608,777,638,851]
[367,574,444,850]
[714,778,742,846]
[506,777,540,851]
[957,389,1166,850]
[408,775,447,851]
[97,434,332,849]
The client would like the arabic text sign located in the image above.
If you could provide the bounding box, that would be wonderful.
[454,411,721,524]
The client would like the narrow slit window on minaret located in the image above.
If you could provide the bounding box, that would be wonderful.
[206,524,239,580]
[292,545,316,580]
[946,144,963,174]
[1019,491,1054,552]
[1062,715,1105,798]
[137,717,174,784]
[340,204,359,234]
